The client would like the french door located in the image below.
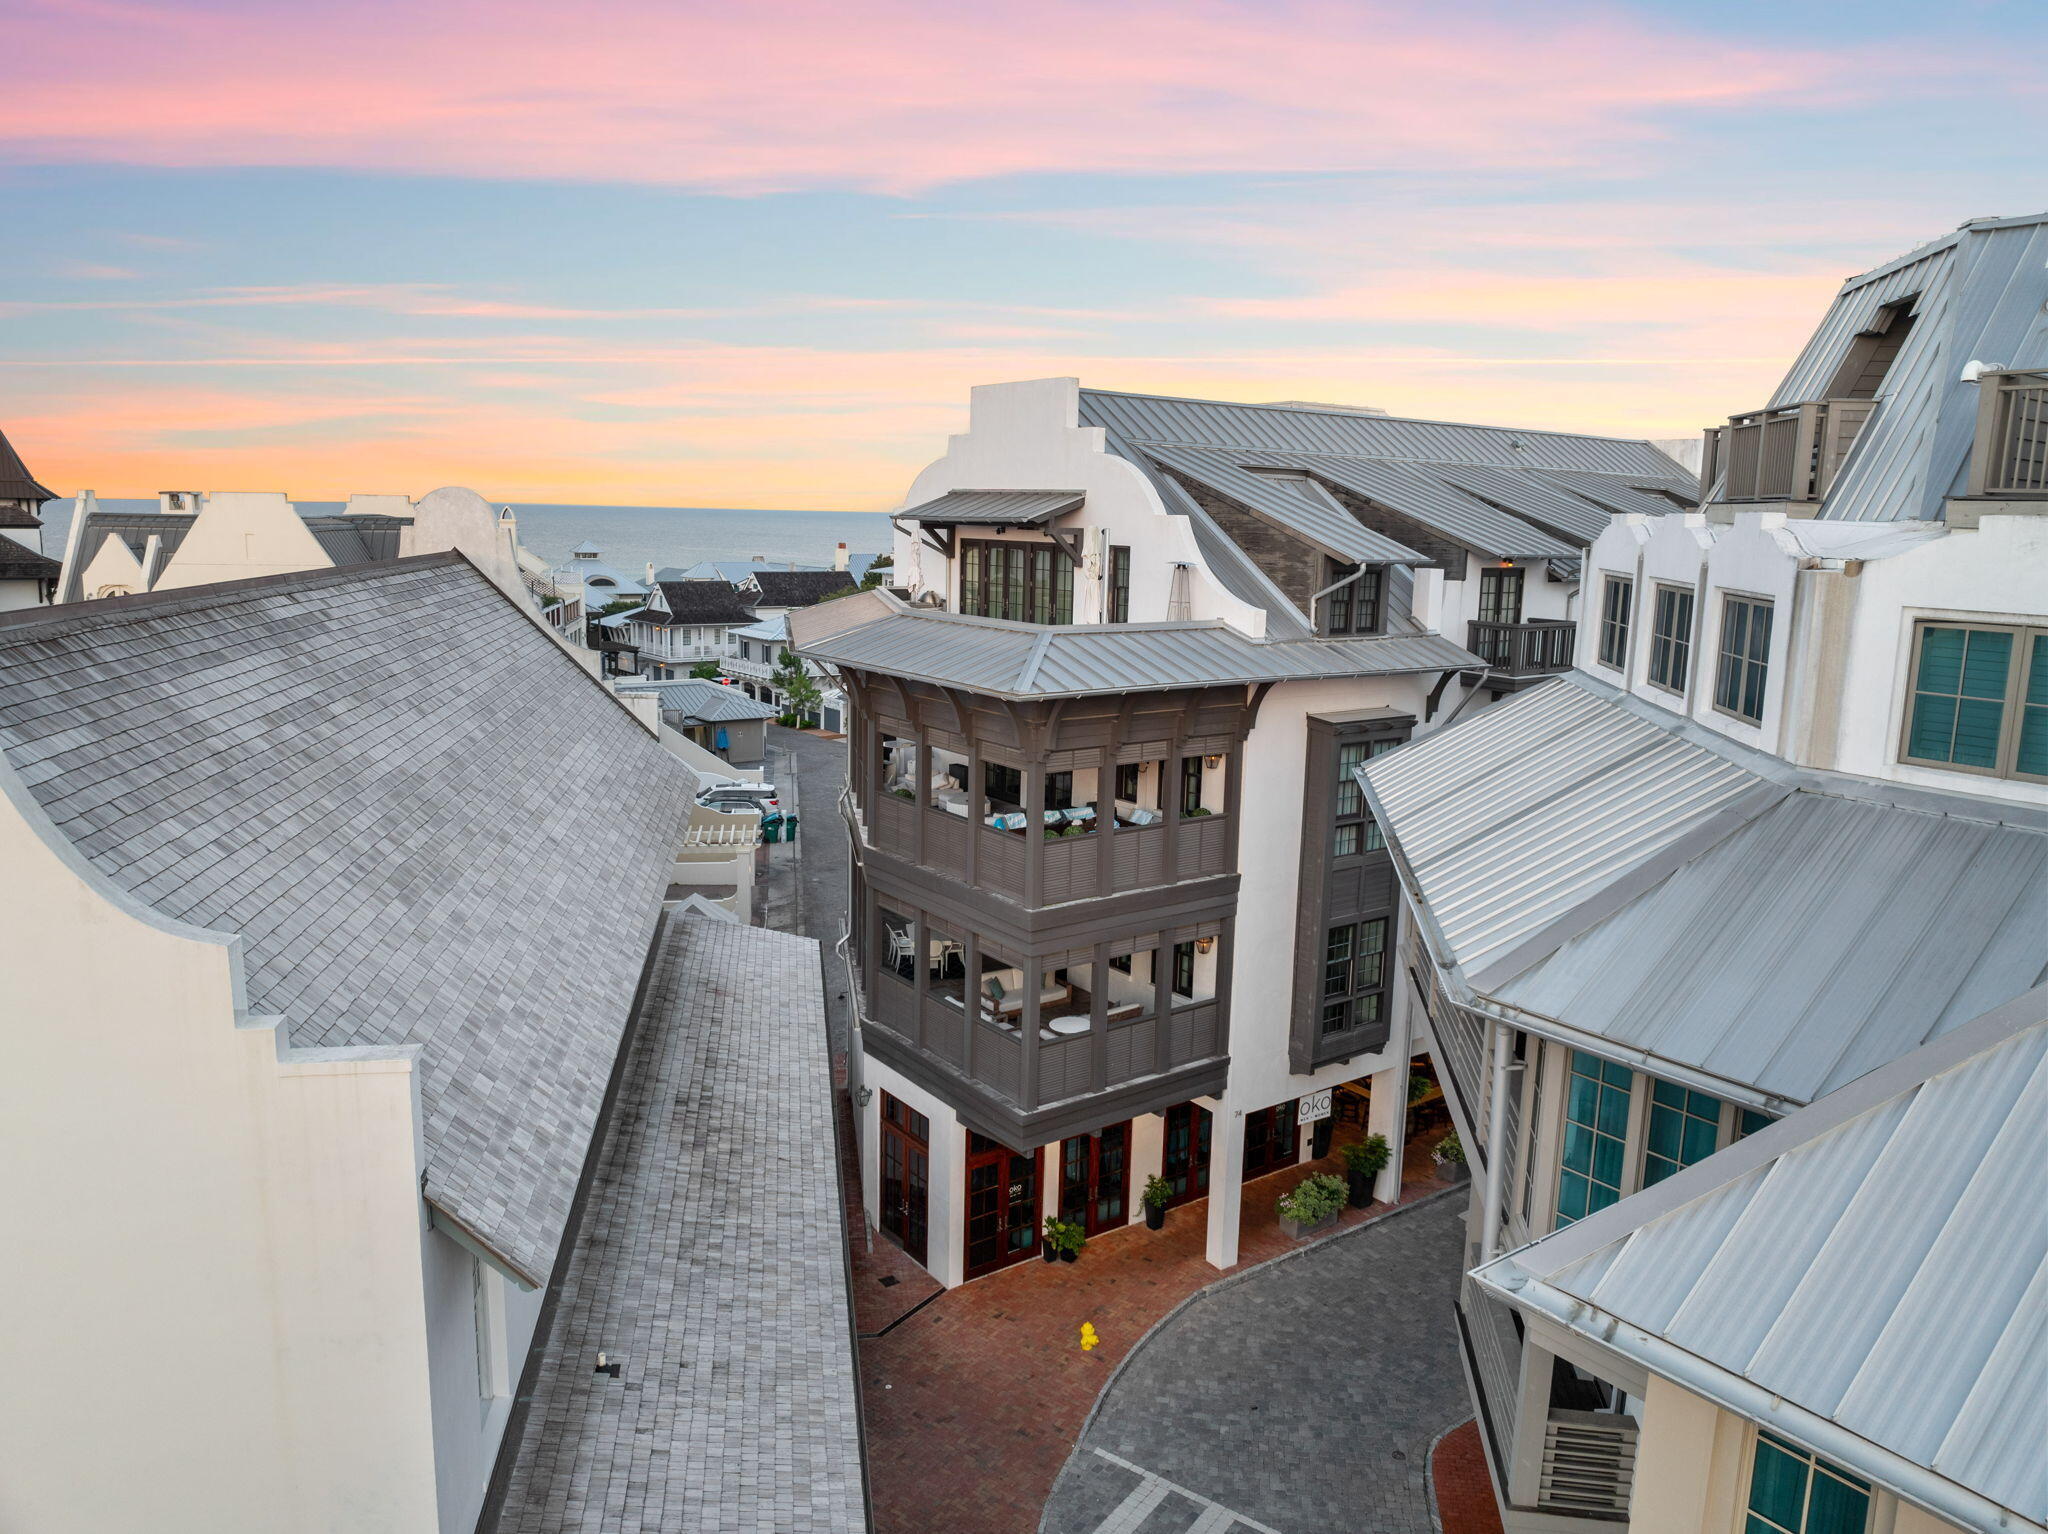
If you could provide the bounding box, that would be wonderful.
[877,1093,930,1267]
[1162,1102,1212,1209]
[964,1132,1041,1278]
[1242,1100,1301,1181]
[1059,1122,1131,1237]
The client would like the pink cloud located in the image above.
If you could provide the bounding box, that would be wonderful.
[1,0,1928,192]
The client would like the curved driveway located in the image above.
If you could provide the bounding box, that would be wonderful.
[1040,1194,1469,1534]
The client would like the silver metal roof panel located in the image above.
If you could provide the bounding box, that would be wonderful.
[616,678,780,723]
[1436,464,1619,545]
[1262,453,1580,559]
[897,488,1084,525]
[791,587,1479,698]
[1137,443,1426,563]
[1478,1003,2048,1529]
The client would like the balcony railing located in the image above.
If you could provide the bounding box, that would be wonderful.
[1968,369,2048,498]
[1704,397,1875,503]
[1466,618,1574,678]
[866,794,1232,904]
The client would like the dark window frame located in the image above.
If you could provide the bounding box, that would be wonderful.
[1597,574,1632,670]
[1647,582,1696,694]
[1107,544,1131,624]
[1477,565,1525,626]
[1318,558,1384,637]
[1319,916,1387,1037]
[1179,756,1205,816]
[1712,594,1775,724]
[1171,940,1196,999]
[1334,735,1401,857]
[959,537,1073,624]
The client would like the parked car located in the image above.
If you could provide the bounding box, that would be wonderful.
[696,782,779,815]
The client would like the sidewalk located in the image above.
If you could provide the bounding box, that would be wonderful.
[853,1126,1459,1534]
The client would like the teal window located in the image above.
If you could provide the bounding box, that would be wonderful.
[1643,1080,1723,1185]
[1903,623,2048,782]
[1746,1431,1871,1534]
[1557,1051,1631,1225]
[1714,596,1774,722]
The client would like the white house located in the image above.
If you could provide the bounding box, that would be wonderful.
[792,376,1694,1288]
[0,551,864,1532]
[1359,213,2048,1534]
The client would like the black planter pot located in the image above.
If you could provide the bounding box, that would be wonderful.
[1042,1242,1058,1263]
[1347,1170,1378,1209]
[1144,1202,1166,1231]
[1059,1247,1078,1263]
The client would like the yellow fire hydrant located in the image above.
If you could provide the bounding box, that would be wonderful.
[1079,1322,1099,1352]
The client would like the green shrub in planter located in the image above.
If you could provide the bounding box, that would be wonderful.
[1433,1129,1465,1164]
[1408,1070,1434,1103]
[1042,1215,1086,1262]
[1141,1174,1171,1230]
[1340,1134,1391,1208]
[1275,1172,1348,1230]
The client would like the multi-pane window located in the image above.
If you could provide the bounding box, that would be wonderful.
[1734,1107,1776,1141]
[1648,584,1696,693]
[1714,595,1774,722]
[1745,1431,1871,1534]
[1107,545,1131,623]
[1558,1051,1632,1225]
[1598,575,1633,669]
[1321,559,1383,636]
[1114,762,1140,803]
[1334,736,1402,856]
[1901,622,2048,781]
[1171,940,1196,998]
[1179,756,1205,815]
[1478,566,1525,626]
[1320,917,1387,1036]
[959,539,1073,624]
[1643,1081,1723,1186]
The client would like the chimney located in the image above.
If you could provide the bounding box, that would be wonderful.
[834,542,849,571]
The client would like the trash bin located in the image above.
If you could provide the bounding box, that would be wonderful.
[759,817,781,844]
[782,814,798,844]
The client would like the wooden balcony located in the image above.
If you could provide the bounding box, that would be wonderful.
[1466,618,1575,684]
[1704,397,1875,504]
[1968,369,2048,498]
[867,793,1234,906]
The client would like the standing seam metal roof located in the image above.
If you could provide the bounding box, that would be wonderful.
[1479,1000,2048,1530]
[897,488,1084,525]
[791,587,1479,697]
[0,555,696,1285]
[616,678,780,724]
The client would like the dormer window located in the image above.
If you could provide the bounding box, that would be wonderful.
[1824,297,1917,401]
[1318,558,1382,636]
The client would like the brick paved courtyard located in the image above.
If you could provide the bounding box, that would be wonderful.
[1431,1420,1505,1534]
[1040,1195,1470,1534]
[854,1144,1459,1534]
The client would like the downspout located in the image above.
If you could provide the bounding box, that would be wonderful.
[1480,1020,1516,1259]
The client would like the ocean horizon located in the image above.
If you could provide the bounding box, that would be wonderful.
[32,499,895,582]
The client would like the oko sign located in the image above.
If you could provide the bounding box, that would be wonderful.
[1297,1089,1332,1125]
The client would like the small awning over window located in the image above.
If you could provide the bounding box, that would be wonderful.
[897,489,1084,526]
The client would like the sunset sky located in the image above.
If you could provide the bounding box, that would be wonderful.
[3,0,2043,508]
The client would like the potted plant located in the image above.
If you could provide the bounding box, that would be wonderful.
[1275,1173,1348,1240]
[1340,1133,1391,1209]
[1141,1175,1172,1230]
[1042,1216,1086,1263]
[1432,1130,1468,1183]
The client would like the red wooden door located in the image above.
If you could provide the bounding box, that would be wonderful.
[1059,1122,1131,1236]
[1162,1103,1212,1209]
[878,1093,930,1267]
[964,1133,1041,1278]
[1242,1100,1301,1182]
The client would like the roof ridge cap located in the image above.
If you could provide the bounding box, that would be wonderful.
[1016,626,1058,689]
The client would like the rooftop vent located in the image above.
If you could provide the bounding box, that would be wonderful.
[1259,400,1389,416]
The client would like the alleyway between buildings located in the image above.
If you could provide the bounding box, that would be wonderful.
[760,726,1484,1534]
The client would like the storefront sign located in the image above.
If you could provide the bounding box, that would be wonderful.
[1297,1089,1332,1125]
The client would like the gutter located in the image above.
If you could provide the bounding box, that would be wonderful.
[1487,1269,2041,1534]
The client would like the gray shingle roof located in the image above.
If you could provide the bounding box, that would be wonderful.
[491,916,866,1533]
[792,586,1480,698]
[0,426,56,505]
[652,579,758,626]
[0,532,59,581]
[0,555,696,1284]
[1361,673,2048,1108]
[742,569,859,607]
[1477,994,2048,1529]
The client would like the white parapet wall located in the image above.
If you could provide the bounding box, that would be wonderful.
[0,761,442,1533]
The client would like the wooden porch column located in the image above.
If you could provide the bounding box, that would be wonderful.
[965,746,983,887]
[911,907,930,1049]
[1089,941,1110,1090]
[961,929,979,1078]
[1213,916,1236,1059]
[911,728,928,868]
[1153,937,1174,1074]
[1022,761,1046,909]
[1021,960,1042,1110]
[1221,744,1245,870]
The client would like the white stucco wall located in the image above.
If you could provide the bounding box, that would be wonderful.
[421,1223,544,1533]
[154,491,336,590]
[405,486,528,601]
[0,764,441,1533]
[889,377,1269,635]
